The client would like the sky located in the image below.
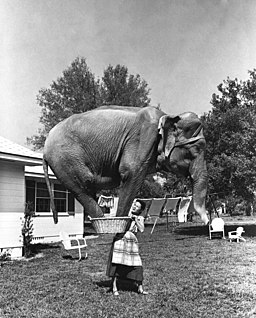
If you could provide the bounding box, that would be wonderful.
[1,0,256,146]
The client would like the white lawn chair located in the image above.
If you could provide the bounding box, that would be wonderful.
[59,231,87,261]
[209,218,225,239]
[228,227,246,242]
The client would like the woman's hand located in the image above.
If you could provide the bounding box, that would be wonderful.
[134,215,145,233]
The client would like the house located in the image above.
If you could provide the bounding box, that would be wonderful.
[25,165,83,244]
[0,136,83,259]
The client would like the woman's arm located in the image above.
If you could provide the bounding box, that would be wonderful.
[135,216,145,233]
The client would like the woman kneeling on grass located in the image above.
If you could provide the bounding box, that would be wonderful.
[106,199,148,296]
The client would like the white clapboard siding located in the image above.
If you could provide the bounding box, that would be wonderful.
[32,214,84,243]
[0,162,25,213]
[0,162,25,257]
[0,213,23,248]
[32,200,84,243]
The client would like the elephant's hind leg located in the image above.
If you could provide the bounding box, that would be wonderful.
[50,160,104,219]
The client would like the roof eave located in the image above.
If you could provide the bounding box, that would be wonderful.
[0,153,42,166]
[25,172,56,179]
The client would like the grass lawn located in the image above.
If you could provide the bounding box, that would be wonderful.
[1,217,256,318]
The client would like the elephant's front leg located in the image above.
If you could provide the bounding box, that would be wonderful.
[116,165,148,217]
[76,192,104,218]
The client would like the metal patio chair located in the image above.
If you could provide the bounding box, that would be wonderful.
[59,231,87,261]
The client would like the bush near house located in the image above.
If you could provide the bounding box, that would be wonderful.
[22,202,35,258]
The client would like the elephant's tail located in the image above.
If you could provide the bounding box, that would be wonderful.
[42,157,58,224]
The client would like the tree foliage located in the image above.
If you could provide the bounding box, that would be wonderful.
[28,58,151,150]
[28,57,101,149]
[100,64,151,107]
[202,69,256,208]
[137,174,166,198]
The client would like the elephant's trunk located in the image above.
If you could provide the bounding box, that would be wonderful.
[190,152,209,225]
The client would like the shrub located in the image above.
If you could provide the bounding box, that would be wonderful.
[22,202,35,258]
[0,249,11,262]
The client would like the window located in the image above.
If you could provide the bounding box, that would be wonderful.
[36,182,51,212]
[25,180,75,213]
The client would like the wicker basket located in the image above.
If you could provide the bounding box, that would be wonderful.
[90,217,132,234]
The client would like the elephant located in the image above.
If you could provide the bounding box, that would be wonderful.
[43,105,209,225]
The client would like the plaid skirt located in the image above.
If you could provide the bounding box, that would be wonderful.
[106,231,143,281]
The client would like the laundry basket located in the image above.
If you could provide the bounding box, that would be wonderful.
[90,217,132,234]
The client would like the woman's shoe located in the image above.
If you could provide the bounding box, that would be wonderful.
[138,290,148,295]
[113,290,119,296]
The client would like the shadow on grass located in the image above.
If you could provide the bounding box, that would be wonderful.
[96,278,139,293]
[84,223,97,236]
[27,243,60,258]
[175,223,256,238]
[61,255,88,261]
[224,224,256,237]
[175,225,209,237]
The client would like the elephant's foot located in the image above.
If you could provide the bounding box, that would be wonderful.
[76,193,104,218]
[95,209,104,218]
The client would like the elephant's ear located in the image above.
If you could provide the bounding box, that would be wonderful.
[158,115,180,157]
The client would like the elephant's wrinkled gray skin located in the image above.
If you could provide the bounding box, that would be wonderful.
[43,106,209,225]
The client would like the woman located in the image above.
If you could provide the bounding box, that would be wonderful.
[106,199,148,296]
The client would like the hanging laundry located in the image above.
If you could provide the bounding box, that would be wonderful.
[98,195,114,208]
[178,196,192,223]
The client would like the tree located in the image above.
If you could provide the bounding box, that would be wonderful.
[136,174,166,198]
[100,64,151,107]
[28,57,101,149]
[28,59,151,150]
[202,70,256,209]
